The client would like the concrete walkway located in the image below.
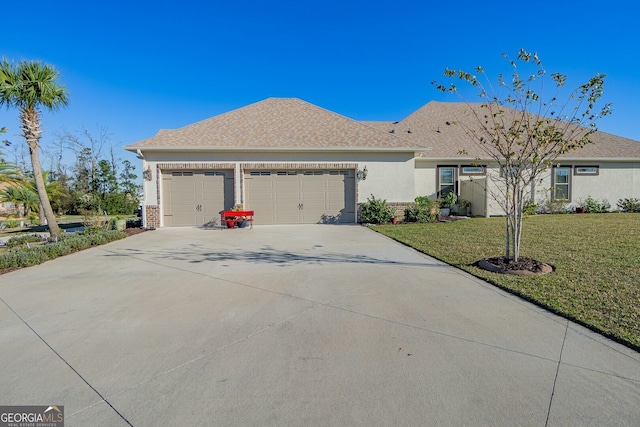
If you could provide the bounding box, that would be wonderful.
[0,225,638,426]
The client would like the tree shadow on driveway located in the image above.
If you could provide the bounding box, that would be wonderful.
[106,245,447,268]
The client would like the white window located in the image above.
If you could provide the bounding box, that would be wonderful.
[438,166,457,197]
[553,167,571,201]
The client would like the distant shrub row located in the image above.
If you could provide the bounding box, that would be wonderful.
[4,234,45,249]
[0,230,127,270]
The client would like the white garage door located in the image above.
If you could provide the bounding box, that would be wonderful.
[162,170,233,226]
[244,170,356,225]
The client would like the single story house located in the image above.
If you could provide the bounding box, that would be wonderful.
[124,98,640,228]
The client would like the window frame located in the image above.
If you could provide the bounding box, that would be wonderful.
[574,166,599,176]
[460,165,486,176]
[437,166,458,198]
[552,165,572,201]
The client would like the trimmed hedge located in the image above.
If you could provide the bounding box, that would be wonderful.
[0,230,127,269]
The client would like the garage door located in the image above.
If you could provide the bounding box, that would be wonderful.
[162,170,233,226]
[244,170,356,224]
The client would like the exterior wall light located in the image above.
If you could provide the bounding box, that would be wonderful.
[357,165,368,181]
[143,167,152,181]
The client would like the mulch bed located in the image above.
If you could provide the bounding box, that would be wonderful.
[0,266,20,275]
[438,215,470,222]
[123,227,146,237]
[477,256,554,276]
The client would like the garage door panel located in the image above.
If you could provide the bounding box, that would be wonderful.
[202,187,226,202]
[301,181,328,190]
[303,200,329,215]
[275,213,303,223]
[300,195,327,205]
[245,169,355,225]
[274,192,301,202]
[162,170,232,227]
[251,194,276,203]
[274,181,301,189]
[171,192,198,203]
[274,202,301,213]
[326,181,346,190]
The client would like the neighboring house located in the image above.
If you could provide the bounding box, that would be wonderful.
[124,98,640,228]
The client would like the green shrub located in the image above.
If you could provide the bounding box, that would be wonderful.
[584,195,610,213]
[103,193,138,215]
[405,196,439,223]
[83,225,106,235]
[359,194,396,224]
[523,200,538,216]
[542,197,569,214]
[5,234,45,248]
[0,230,127,270]
[28,213,39,225]
[617,198,640,212]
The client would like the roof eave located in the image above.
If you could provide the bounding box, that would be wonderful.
[124,145,425,153]
[414,156,640,162]
[557,157,640,162]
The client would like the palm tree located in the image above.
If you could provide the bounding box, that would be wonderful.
[27,171,67,222]
[0,185,38,217]
[0,161,23,185]
[0,59,68,238]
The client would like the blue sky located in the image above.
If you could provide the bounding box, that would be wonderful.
[2,0,639,167]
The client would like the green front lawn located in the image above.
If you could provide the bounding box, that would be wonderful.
[374,214,640,349]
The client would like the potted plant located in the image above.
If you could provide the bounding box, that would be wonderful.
[227,204,245,228]
[455,199,471,216]
[440,192,457,217]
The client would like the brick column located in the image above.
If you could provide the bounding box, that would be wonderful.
[144,205,160,229]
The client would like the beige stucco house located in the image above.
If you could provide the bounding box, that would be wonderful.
[125,98,640,228]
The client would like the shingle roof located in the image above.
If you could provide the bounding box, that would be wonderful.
[388,101,640,160]
[126,98,418,150]
[126,98,640,160]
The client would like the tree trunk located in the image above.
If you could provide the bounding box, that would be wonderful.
[505,186,511,260]
[29,143,59,236]
[22,108,61,238]
[512,187,525,262]
[38,202,46,225]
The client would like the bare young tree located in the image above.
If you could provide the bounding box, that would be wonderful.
[433,49,611,262]
[56,125,112,192]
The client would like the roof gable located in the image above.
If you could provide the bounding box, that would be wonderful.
[127,98,416,150]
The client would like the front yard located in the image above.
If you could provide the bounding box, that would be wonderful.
[374,213,640,350]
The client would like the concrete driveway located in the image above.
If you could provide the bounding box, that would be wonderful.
[0,225,638,426]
